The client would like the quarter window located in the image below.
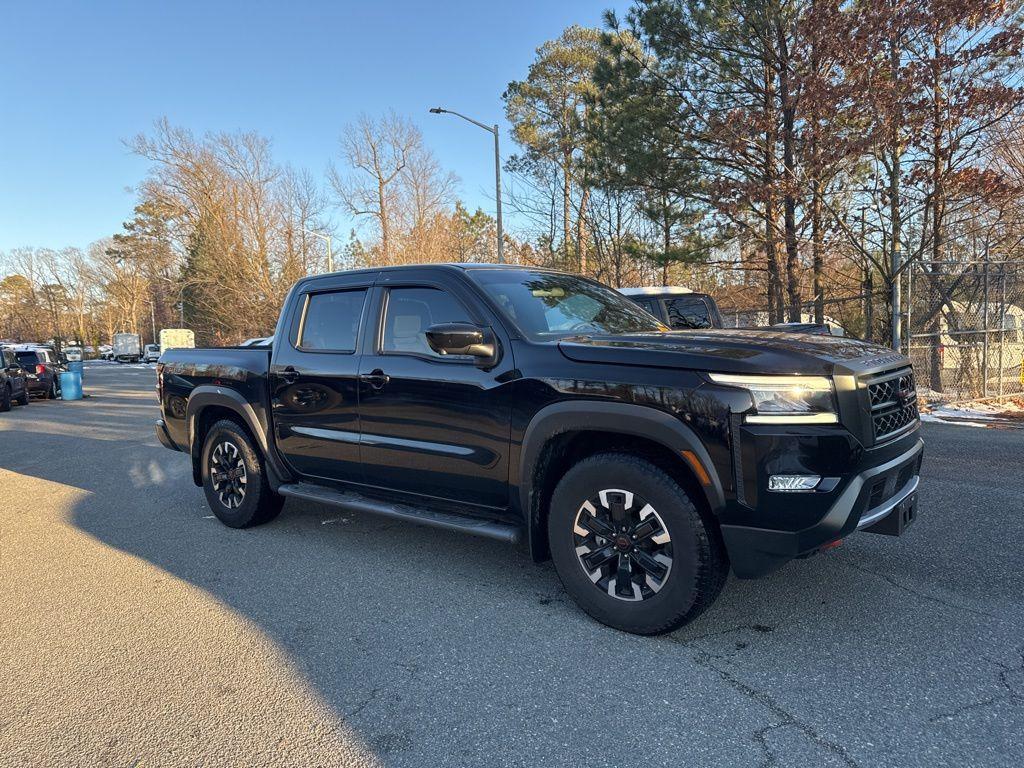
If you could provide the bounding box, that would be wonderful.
[299,289,367,351]
[382,287,472,357]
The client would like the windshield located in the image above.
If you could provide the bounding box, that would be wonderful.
[469,269,666,339]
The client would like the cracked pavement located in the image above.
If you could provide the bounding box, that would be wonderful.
[1,362,1022,767]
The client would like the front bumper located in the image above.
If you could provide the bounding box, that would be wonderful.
[720,434,924,578]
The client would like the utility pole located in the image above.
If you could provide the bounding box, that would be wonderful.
[430,107,504,263]
[304,229,333,272]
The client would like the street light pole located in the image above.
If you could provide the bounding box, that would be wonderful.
[430,107,504,263]
[304,228,333,272]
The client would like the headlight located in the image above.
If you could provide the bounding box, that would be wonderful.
[708,373,837,424]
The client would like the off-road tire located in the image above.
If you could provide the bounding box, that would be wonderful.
[0,385,10,412]
[15,388,29,406]
[201,419,284,528]
[548,452,728,635]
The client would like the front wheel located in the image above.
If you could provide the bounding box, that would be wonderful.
[0,385,10,412]
[201,419,284,528]
[548,453,728,635]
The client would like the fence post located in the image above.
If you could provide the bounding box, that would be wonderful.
[982,256,989,398]
[999,264,1006,399]
[907,263,914,353]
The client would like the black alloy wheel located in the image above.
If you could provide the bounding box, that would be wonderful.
[548,453,729,635]
[572,489,673,602]
[209,440,248,509]
[200,419,284,528]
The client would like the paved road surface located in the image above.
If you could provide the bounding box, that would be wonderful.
[1,362,1021,767]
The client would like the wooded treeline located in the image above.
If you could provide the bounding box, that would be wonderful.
[4,0,1024,348]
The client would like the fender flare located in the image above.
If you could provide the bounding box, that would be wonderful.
[185,386,290,487]
[517,401,726,560]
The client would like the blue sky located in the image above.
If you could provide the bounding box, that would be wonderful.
[0,0,629,253]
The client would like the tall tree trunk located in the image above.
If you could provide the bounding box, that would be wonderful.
[763,58,784,324]
[777,20,801,322]
[662,205,671,287]
[577,185,590,274]
[927,29,945,392]
[562,152,572,262]
[811,180,824,324]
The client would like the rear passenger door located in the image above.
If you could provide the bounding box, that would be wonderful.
[356,270,514,510]
[270,273,376,483]
[3,351,25,398]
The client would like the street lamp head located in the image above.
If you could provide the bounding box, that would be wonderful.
[429,107,445,114]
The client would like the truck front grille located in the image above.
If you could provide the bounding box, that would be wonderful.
[865,368,919,441]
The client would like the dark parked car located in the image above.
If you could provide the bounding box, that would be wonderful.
[1,349,31,411]
[619,287,724,330]
[13,346,63,399]
[156,265,923,635]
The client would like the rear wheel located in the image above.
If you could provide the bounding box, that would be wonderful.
[548,452,728,635]
[15,387,29,406]
[47,377,59,399]
[0,385,10,412]
[201,419,284,528]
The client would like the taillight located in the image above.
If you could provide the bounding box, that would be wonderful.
[36,364,46,375]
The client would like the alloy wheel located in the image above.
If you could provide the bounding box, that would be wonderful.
[210,441,247,509]
[572,488,673,602]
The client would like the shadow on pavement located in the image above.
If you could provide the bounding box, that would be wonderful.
[3,384,1023,767]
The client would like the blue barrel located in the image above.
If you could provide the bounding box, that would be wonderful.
[69,360,84,380]
[60,371,83,401]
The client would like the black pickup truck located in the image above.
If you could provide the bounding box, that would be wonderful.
[156,264,923,635]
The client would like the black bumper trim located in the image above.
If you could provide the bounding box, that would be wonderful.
[155,419,183,452]
[721,438,924,579]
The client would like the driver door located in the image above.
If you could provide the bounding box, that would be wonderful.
[356,271,515,510]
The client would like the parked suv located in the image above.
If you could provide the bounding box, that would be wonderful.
[156,265,922,635]
[1,349,31,411]
[13,346,63,399]
[619,287,724,330]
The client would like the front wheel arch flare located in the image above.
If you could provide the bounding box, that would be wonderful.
[518,401,725,562]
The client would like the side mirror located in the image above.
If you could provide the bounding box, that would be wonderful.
[425,323,496,362]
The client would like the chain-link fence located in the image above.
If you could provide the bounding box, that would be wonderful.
[907,260,1024,401]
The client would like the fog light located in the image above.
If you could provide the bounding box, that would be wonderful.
[768,474,821,492]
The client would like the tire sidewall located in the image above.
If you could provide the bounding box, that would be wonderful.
[548,456,703,633]
[201,421,268,528]
[0,385,10,412]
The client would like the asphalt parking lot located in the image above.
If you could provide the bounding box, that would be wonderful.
[1,361,1022,768]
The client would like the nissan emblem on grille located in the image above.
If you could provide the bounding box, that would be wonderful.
[867,368,919,440]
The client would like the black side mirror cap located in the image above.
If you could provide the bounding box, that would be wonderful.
[425,323,497,363]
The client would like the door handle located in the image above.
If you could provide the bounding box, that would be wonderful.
[280,366,299,384]
[359,369,390,389]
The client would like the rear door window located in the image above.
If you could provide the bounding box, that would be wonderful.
[665,297,715,330]
[299,289,368,352]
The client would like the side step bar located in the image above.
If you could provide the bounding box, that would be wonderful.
[277,482,521,544]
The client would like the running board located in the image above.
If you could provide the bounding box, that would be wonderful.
[277,482,521,544]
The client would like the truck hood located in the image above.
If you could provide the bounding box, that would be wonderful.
[557,329,906,377]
